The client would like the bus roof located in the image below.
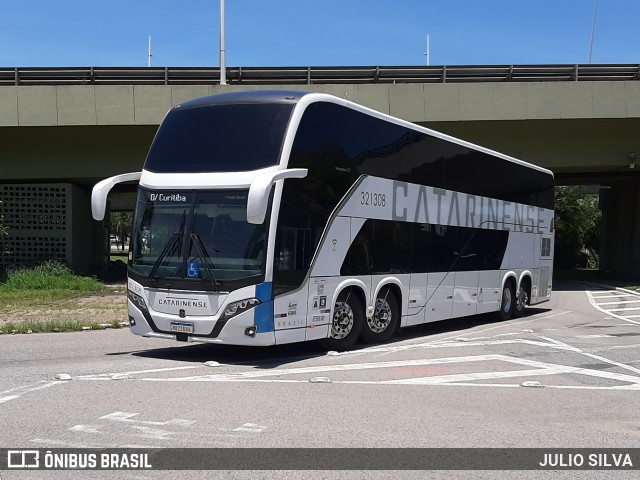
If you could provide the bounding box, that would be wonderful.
[176,90,308,109]
[173,90,552,178]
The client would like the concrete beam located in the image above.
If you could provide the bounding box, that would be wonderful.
[3,80,640,128]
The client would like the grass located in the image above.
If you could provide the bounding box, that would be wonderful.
[0,260,103,293]
[0,319,125,335]
[0,261,127,334]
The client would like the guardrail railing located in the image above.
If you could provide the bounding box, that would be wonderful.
[1,64,640,86]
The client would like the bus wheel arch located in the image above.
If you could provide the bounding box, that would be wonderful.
[319,285,365,351]
[514,274,532,318]
[499,275,517,321]
[362,283,401,343]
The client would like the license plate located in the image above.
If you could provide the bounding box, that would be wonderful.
[170,322,194,334]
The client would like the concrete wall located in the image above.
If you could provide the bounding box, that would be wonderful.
[2,81,640,128]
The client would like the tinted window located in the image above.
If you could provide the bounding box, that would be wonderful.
[341,220,508,275]
[288,102,554,210]
[145,104,293,173]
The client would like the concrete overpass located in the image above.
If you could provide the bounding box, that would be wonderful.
[1,65,639,275]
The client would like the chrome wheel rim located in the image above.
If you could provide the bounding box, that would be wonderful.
[369,297,392,334]
[516,288,528,311]
[502,287,512,312]
[331,302,353,339]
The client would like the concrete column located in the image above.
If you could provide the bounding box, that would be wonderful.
[599,182,640,275]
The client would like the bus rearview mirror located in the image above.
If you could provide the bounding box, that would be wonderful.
[91,172,142,221]
[247,168,308,224]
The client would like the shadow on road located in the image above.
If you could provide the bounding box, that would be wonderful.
[551,279,606,292]
[126,308,550,368]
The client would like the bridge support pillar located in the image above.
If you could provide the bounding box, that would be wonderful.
[599,181,640,276]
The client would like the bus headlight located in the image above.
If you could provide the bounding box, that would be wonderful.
[222,298,260,320]
[128,290,149,314]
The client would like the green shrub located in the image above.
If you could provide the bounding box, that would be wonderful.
[0,260,103,293]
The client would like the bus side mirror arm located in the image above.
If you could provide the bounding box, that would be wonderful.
[91,172,142,221]
[247,168,308,224]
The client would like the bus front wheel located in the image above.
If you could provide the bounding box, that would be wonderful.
[319,289,364,351]
[361,286,399,343]
[499,281,515,321]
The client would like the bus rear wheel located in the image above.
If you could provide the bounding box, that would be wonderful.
[514,286,529,318]
[361,286,399,343]
[499,281,515,321]
[319,289,364,351]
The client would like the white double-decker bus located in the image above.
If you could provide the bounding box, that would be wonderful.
[92,90,554,350]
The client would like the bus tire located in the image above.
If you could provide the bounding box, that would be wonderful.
[513,285,529,318]
[319,289,364,351]
[361,286,399,344]
[499,281,515,321]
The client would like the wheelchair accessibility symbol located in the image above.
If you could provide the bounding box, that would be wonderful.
[187,262,200,278]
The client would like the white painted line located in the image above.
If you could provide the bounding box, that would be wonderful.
[0,381,66,405]
[147,354,511,382]
[589,294,637,299]
[382,368,565,385]
[576,334,614,338]
[534,335,580,350]
[577,350,640,376]
[76,365,200,379]
[100,411,195,427]
[585,291,640,325]
[535,332,640,377]
[606,307,640,313]
[0,395,20,404]
[597,300,640,306]
[140,353,640,390]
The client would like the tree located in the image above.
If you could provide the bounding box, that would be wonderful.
[554,186,601,269]
[110,211,134,252]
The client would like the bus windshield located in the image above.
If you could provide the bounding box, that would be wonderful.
[144,103,294,173]
[129,189,267,290]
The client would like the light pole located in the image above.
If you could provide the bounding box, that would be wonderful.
[219,0,227,85]
[425,34,430,66]
[588,0,599,64]
[148,35,152,67]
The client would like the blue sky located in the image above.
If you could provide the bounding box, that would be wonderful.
[1,0,638,67]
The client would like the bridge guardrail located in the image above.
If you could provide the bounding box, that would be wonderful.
[1,64,639,86]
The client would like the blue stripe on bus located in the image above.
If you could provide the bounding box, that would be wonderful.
[252,283,274,333]
[254,301,274,333]
[255,282,272,302]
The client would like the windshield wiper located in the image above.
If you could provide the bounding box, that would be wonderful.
[147,232,183,281]
[190,233,222,290]
[148,211,187,281]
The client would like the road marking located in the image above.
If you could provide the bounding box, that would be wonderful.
[0,381,65,405]
[77,365,199,380]
[100,411,196,427]
[136,352,640,391]
[585,291,640,325]
[576,334,614,338]
[589,294,637,299]
[233,423,267,433]
[597,300,640,305]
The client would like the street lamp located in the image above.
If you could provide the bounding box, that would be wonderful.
[588,0,599,64]
[219,0,227,85]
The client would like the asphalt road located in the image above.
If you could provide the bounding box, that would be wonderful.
[1,280,639,480]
